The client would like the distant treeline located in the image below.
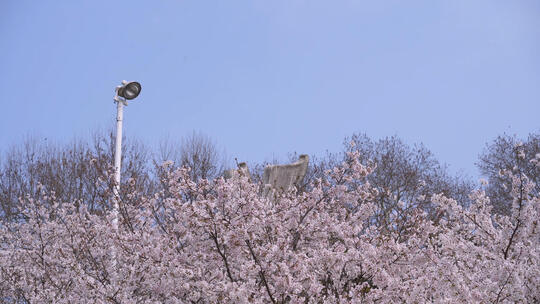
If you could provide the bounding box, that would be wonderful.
[0,129,539,222]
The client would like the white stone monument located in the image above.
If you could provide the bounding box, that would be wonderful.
[262,154,309,196]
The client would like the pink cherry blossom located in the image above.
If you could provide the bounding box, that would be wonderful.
[1,151,539,303]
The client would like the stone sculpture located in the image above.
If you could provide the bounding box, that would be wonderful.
[262,154,309,196]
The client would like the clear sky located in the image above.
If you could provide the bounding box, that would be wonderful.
[1,0,539,178]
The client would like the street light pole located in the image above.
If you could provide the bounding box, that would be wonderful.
[111,80,141,282]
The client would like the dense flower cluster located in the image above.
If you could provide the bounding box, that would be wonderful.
[1,151,539,303]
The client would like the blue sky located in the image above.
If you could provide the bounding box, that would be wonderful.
[1,0,539,178]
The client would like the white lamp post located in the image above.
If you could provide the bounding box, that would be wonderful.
[112,80,141,276]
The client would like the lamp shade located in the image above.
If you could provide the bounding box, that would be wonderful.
[118,81,141,100]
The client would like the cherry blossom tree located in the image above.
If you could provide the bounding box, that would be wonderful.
[1,151,539,303]
[477,132,540,215]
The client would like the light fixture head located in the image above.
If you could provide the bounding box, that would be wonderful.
[117,81,142,100]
